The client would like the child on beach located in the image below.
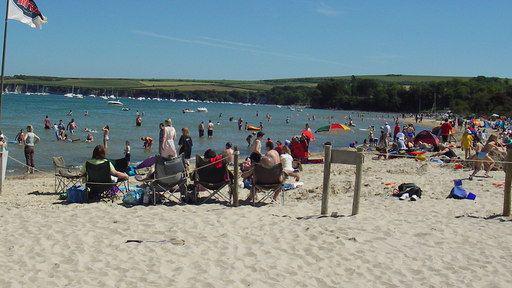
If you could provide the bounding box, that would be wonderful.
[460,129,474,159]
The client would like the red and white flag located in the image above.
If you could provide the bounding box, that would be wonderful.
[8,0,47,29]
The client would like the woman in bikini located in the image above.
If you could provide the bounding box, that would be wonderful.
[469,134,505,180]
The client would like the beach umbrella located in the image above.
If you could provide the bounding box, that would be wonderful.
[315,123,351,134]
[301,129,316,140]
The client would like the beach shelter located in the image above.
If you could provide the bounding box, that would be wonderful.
[414,130,440,147]
[315,123,351,134]
[301,129,315,141]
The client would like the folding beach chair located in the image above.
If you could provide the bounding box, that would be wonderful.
[85,161,129,202]
[52,156,82,193]
[144,155,188,205]
[193,155,233,204]
[251,163,285,205]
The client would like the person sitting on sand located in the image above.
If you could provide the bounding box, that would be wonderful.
[469,134,505,180]
[432,144,458,160]
[280,146,300,181]
[265,141,280,165]
[80,145,129,195]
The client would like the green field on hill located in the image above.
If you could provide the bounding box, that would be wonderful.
[3,74,481,92]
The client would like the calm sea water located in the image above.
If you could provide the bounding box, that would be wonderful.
[0,93,419,174]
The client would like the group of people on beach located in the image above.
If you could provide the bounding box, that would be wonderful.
[365,113,511,180]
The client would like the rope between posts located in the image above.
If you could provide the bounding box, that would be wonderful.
[7,155,54,176]
[6,153,232,186]
[359,150,512,165]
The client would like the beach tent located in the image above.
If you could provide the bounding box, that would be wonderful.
[414,130,440,147]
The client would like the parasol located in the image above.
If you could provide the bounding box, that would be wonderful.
[315,123,351,134]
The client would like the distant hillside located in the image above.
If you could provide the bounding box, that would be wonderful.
[3,74,481,93]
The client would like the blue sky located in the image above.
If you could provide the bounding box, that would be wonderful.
[3,0,511,80]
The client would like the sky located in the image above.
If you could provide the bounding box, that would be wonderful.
[2,0,511,80]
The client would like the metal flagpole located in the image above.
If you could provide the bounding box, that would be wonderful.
[0,0,9,120]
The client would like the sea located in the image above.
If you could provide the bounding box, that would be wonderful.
[0,93,422,175]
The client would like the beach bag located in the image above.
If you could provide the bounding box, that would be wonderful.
[394,183,422,198]
[448,180,475,200]
[67,185,87,204]
[449,186,468,199]
[122,188,144,205]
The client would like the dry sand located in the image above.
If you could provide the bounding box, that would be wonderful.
[1,155,512,287]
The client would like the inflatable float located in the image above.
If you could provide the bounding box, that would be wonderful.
[247,125,261,132]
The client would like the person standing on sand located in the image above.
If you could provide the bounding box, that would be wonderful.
[43,115,51,130]
[178,127,193,159]
[207,120,214,138]
[23,125,40,174]
[160,118,177,158]
[440,119,452,143]
[102,125,110,150]
[198,121,205,138]
[251,131,264,154]
[460,129,474,159]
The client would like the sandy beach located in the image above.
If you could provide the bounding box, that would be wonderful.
[1,155,511,287]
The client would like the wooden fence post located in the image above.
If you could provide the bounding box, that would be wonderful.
[232,147,240,207]
[503,147,512,216]
[320,145,332,215]
[351,152,363,216]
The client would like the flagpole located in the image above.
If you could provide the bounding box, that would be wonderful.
[0,0,9,120]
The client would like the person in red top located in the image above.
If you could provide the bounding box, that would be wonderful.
[290,136,309,163]
[440,119,453,143]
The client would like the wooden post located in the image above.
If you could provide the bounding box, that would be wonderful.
[352,153,363,216]
[503,147,512,216]
[320,145,332,215]
[232,148,240,207]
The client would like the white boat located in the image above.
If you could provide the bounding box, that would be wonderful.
[197,107,208,113]
[107,100,124,106]
[121,107,130,111]
[182,109,194,113]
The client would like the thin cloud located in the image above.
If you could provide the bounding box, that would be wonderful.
[316,2,340,16]
[198,36,261,49]
[132,30,349,67]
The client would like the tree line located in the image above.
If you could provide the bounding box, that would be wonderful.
[9,76,512,116]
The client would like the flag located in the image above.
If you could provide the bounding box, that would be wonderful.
[8,0,47,29]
